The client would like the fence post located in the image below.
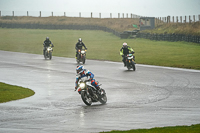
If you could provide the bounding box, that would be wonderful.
[126,13,128,18]
[176,16,178,23]
[40,11,41,17]
[122,13,124,18]
[91,12,92,18]
[193,15,195,22]
[110,13,112,18]
[12,11,14,16]
[167,16,170,23]
[64,12,66,16]
[172,16,174,23]
[99,13,101,18]
[79,12,81,17]
[0,11,1,17]
[185,16,186,23]
[118,13,120,18]
[180,16,182,23]
[52,12,53,17]
[189,15,191,23]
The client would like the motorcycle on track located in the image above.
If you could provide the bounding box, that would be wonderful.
[44,46,53,60]
[125,53,136,71]
[75,77,107,106]
[77,49,86,64]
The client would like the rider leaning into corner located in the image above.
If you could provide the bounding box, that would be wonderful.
[120,42,135,67]
[75,38,87,59]
[75,65,100,94]
[43,37,54,55]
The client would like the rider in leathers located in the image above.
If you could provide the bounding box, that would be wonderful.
[75,65,100,94]
[120,42,135,66]
[75,38,87,59]
[43,37,54,55]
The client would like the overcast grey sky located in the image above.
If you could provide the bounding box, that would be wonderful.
[0,0,200,18]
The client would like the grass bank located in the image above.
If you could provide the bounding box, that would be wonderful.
[142,22,200,36]
[0,82,35,103]
[0,16,139,32]
[100,124,200,133]
[0,28,200,69]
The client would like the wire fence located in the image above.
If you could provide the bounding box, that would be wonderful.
[156,15,200,23]
[0,11,141,18]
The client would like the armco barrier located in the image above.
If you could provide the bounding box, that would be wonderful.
[0,22,121,37]
[137,33,200,44]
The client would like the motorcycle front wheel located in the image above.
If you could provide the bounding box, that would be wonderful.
[49,52,52,60]
[81,91,92,106]
[82,56,86,64]
[44,51,48,60]
[131,61,136,71]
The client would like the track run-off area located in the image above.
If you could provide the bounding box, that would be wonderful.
[0,50,200,133]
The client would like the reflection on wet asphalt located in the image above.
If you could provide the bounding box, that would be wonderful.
[0,50,200,133]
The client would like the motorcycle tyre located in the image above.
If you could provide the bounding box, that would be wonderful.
[77,55,80,64]
[131,61,136,71]
[126,62,130,70]
[49,52,52,60]
[44,51,47,60]
[81,91,92,106]
[82,56,86,64]
[98,89,107,104]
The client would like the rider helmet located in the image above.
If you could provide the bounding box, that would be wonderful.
[76,65,84,74]
[78,38,82,42]
[123,42,127,48]
[46,37,49,41]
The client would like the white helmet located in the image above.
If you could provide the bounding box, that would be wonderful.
[123,42,127,48]
[78,38,82,42]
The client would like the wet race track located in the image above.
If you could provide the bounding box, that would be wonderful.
[0,50,200,133]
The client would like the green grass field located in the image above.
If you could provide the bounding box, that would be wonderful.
[101,124,200,133]
[0,28,200,69]
[0,82,35,103]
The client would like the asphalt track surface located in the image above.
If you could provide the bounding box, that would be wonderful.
[0,50,200,133]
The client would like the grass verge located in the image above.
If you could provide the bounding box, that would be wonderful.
[0,82,35,103]
[100,124,200,133]
[0,28,200,69]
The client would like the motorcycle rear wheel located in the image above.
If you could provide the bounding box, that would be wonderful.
[81,91,92,106]
[98,89,107,104]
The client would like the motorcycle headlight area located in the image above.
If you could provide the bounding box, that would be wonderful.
[81,51,85,54]
[47,47,52,51]
[79,83,85,89]
[128,56,133,59]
